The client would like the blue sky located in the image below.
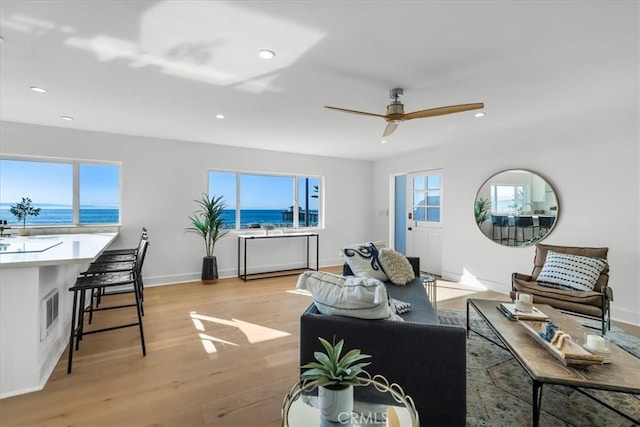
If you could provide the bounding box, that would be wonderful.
[209,172,319,210]
[0,160,119,207]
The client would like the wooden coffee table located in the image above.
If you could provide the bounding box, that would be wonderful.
[467,298,640,426]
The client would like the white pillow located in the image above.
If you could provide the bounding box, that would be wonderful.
[537,251,606,292]
[343,243,388,282]
[296,271,400,320]
[377,248,415,285]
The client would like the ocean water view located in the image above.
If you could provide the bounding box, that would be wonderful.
[0,208,119,225]
[220,209,318,228]
[0,208,318,228]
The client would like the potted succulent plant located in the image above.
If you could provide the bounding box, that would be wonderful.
[10,197,41,236]
[301,337,371,422]
[185,194,230,284]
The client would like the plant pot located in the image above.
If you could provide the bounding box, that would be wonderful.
[318,384,353,422]
[201,256,218,284]
[18,228,31,236]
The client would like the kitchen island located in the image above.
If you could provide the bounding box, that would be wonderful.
[0,233,117,398]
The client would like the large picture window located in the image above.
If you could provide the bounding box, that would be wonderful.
[209,171,321,229]
[0,157,121,226]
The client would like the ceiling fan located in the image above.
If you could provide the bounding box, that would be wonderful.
[324,88,484,137]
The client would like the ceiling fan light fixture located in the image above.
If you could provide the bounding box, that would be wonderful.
[61,116,74,121]
[258,49,275,59]
[30,86,47,93]
[215,114,225,119]
[474,112,485,117]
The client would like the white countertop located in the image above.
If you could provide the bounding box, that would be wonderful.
[0,233,118,268]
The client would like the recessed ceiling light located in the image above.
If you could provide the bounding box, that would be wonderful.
[61,116,74,121]
[258,49,275,59]
[381,140,388,144]
[474,112,485,118]
[30,86,47,93]
[215,114,225,119]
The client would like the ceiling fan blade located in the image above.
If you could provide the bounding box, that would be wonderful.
[324,106,387,119]
[402,103,484,120]
[383,121,399,137]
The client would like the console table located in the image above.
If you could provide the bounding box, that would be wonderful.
[237,232,319,281]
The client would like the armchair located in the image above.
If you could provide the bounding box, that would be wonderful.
[511,243,612,334]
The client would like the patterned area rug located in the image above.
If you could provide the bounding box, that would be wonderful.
[437,309,640,427]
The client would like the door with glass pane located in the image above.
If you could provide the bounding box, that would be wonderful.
[406,171,442,275]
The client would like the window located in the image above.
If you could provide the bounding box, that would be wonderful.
[0,157,121,226]
[209,171,321,229]
[412,174,440,222]
[491,184,525,213]
[79,164,120,224]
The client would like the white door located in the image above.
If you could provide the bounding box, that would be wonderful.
[406,170,442,275]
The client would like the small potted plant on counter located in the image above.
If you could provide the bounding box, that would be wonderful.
[10,197,41,236]
[301,337,371,422]
[186,194,230,284]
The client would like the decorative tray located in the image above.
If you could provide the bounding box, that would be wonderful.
[520,320,604,366]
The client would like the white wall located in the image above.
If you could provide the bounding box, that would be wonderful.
[372,112,640,326]
[0,121,374,284]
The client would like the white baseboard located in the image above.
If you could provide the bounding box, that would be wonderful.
[144,258,345,287]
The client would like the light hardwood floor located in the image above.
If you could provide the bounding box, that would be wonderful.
[1,268,637,426]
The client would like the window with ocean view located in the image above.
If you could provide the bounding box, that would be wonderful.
[209,171,321,229]
[0,158,120,226]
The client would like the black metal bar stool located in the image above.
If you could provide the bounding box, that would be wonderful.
[67,240,148,373]
[514,216,540,245]
[94,227,147,263]
[491,215,512,245]
[80,238,149,319]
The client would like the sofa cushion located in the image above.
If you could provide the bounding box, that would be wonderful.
[343,242,388,281]
[378,248,416,285]
[296,270,400,320]
[537,251,606,292]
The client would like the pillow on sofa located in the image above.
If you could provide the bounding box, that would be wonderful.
[378,248,415,285]
[537,251,607,292]
[296,270,400,320]
[343,243,388,282]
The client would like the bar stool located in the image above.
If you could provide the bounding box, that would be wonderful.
[514,216,539,245]
[538,216,556,235]
[94,227,147,263]
[491,215,512,245]
[81,236,149,316]
[67,240,148,373]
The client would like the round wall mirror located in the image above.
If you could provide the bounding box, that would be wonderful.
[474,169,559,247]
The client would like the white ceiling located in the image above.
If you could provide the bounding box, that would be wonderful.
[0,1,637,161]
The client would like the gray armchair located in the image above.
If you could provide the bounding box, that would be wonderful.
[511,243,612,333]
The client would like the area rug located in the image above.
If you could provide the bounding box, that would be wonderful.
[437,309,640,426]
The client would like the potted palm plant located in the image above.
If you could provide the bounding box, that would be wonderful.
[186,194,230,284]
[10,197,41,236]
[474,197,491,226]
[301,337,371,422]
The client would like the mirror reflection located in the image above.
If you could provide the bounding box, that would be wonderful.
[475,169,559,247]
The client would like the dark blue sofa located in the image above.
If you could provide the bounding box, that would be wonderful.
[299,258,467,426]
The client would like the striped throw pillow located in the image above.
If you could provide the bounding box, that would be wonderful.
[537,251,606,292]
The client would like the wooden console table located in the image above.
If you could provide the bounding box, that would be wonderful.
[237,232,319,281]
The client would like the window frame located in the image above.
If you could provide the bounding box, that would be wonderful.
[208,169,323,231]
[0,154,122,227]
